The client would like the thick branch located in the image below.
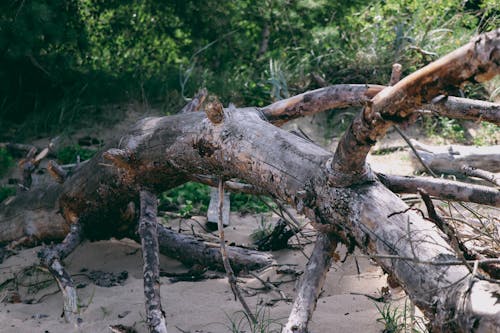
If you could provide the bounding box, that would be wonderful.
[139,190,168,333]
[424,96,500,126]
[261,84,384,125]
[377,173,500,207]
[38,223,83,324]
[409,139,500,174]
[332,29,500,179]
[284,233,337,333]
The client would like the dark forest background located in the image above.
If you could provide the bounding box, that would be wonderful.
[0,0,498,139]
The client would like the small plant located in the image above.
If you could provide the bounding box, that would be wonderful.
[422,116,466,143]
[160,182,211,215]
[224,304,284,333]
[0,148,13,177]
[375,300,427,333]
[473,123,500,146]
[376,302,405,333]
[160,182,274,216]
[57,145,97,164]
[250,216,274,244]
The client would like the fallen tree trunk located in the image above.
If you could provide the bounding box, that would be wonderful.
[409,139,500,174]
[60,106,498,331]
[0,29,499,333]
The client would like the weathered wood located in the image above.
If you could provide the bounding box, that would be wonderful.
[332,29,500,179]
[155,222,273,273]
[216,179,256,323]
[0,31,499,332]
[462,165,500,187]
[409,139,500,174]
[283,233,337,333]
[261,84,384,125]
[47,160,68,183]
[206,187,230,227]
[38,223,83,324]
[180,88,207,114]
[139,190,168,333]
[424,96,500,126]
[377,173,500,207]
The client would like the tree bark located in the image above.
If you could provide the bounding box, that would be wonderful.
[409,139,500,174]
[283,233,337,333]
[139,190,168,333]
[0,29,499,333]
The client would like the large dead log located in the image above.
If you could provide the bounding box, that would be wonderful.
[0,29,499,333]
[63,106,497,331]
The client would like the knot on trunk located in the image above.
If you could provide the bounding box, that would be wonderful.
[205,96,224,124]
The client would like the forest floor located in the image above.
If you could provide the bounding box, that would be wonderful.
[0,103,491,333]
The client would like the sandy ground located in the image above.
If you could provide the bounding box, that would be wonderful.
[0,212,411,333]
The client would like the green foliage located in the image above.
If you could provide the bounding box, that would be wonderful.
[160,182,211,216]
[376,302,405,333]
[0,186,15,203]
[375,300,426,333]
[422,116,466,143]
[1,0,497,137]
[0,148,13,177]
[224,305,284,333]
[230,194,274,214]
[57,145,96,164]
[473,123,500,146]
[160,182,273,216]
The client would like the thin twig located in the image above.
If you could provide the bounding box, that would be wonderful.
[392,125,438,177]
[462,165,500,187]
[217,178,256,323]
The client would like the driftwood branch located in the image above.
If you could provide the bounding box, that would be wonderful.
[38,223,83,324]
[424,95,500,126]
[216,178,256,323]
[332,29,500,180]
[0,29,499,333]
[180,88,208,114]
[284,233,337,333]
[462,165,500,187]
[377,173,500,207]
[139,190,168,333]
[409,139,500,174]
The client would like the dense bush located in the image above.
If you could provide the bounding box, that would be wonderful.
[0,0,497,136]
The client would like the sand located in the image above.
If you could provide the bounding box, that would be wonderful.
[0,211,409,333]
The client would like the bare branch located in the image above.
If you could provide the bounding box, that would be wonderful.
[331,29,500,180]
[424,96,500,126]
[284,233,337,333]
[139,190,168,333]
[216,178,256,323]
[377,173,500,207]
[462,165,500,187]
